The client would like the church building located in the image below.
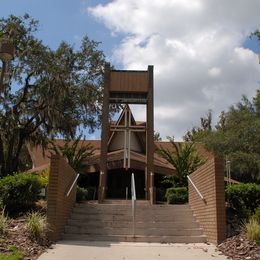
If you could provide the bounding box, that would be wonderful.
[29,64,179,202]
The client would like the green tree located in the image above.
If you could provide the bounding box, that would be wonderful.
[0,14,106,176]
[157,137,205,187]
[49,135,95,173]
[183,110,213,142]
[154,131,162,141]
[250,30,260,42]
[185,91,260,183]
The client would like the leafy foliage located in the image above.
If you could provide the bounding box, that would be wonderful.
[225,183,260,219]
[0,208,8,235]
[251,206,260,222]
[76,186,97,202]
[76,186,88,202]
[157,137,205,187]
[49,135,94,173]
[250,30,260,42]
[154,131,162,141]
[185,91,260,183]
[165,187,188,204]
[183,110,213,142]
[85,186,97,200]
[0,14,106,176]
[0,172,42,214]
[36,168,49,187]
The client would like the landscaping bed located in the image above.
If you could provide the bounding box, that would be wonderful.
[0,216,51,259]
[218,232,259,260]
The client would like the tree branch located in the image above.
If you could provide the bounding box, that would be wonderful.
[13,72,34,110]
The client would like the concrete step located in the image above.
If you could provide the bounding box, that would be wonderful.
[102,200,150,205]
[72,204,194,215]
[71,210,194,219]
[67,219,200,229]
[62,234,207,243]
[73,207,193,215]
[64,226,204,236]
[69,213,196,222]
[64,201,207,243]
[76,202,191,209]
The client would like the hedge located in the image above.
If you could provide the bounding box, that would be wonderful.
[0,172,42,214]
[76,186,97,202]
[165,187,188,204]
[225,183,260,219]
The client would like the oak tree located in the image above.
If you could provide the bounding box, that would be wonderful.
[0,14,106,176]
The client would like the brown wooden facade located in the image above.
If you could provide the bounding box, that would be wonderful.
[99,64,155,203]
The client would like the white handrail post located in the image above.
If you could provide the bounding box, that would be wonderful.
[66,173,80,197]
[102,186,105,201]
[93,187,97,200]
[131,173,136,237]
[126,187,128,200]
[187,175,206,202]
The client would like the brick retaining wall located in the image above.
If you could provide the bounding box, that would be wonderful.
[189,156,226,244]
[47,154,77,241]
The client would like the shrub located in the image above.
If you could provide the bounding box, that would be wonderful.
[165,187,188,204]
[76,186,88,202]
[0,208,8,235]
[0,172,42,214]
[244,219,260,242]
[85,186,97,200]
[156,188,167,202]
[225,183,260,219]
[252,206,260,222]
[37,168,49,187]
[26,211,47,239]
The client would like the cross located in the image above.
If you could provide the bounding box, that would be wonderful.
[109,105,146,170]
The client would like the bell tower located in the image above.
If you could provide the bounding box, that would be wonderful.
[98,63,155,204]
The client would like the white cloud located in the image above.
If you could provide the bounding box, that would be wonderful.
[208,67,221,77]
[89,0,260,140]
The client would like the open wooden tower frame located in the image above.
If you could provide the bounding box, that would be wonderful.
[98,63,155,203]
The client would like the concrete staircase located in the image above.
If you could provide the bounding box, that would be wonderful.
[62,200,207,243]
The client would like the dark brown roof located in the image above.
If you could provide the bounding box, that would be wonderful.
[28,140,101,168]
[82,149,174,175]
[155,141,214,162]
[28,139,212,176]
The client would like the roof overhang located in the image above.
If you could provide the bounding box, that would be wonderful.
[83,150,174,175]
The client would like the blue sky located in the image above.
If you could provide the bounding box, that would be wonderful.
[0,0,120,59]
[1,0,260,140]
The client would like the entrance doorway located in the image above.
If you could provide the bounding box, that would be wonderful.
[77,172,99,200]
[107,169,145,199]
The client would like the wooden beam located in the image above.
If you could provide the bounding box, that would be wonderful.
[146,65,155,204]
[99,63,110,203]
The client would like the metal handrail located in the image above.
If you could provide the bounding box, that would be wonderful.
[93,187,97,200]
[66,173,80,197]
[100,186,105,202]
[131,173,136,237]
[149,187,153,204]
[126,187,129,200]
[187,175,205,202]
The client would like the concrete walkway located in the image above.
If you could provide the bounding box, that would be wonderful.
[38,241,228,260]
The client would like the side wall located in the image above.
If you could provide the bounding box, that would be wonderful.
[47,154,77,241]
[189,156,226,244]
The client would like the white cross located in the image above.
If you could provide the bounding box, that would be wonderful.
[110,105,146,170]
